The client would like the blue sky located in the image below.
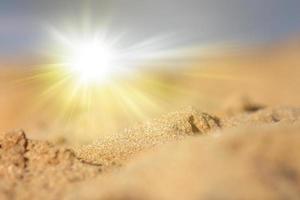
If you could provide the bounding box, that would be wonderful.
[1,0,300,57]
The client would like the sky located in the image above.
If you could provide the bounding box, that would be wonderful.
[1,0,300,57]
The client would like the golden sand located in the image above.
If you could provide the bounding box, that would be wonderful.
[1,106,300,199]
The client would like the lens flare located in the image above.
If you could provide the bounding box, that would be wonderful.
[22,26,207,141]
[65,39,118,84]
[16,24,233,142]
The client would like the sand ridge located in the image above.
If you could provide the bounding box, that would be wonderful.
[76,107,220,167]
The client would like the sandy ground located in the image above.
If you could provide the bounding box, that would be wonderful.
[0,38,300,199]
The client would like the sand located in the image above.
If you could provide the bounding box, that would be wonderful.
[1,38,300,199]
[1,106,300,199]
[76,107,220,167]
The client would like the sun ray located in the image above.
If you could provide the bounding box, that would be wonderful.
[16,23,236,142]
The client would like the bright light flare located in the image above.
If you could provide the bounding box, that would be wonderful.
[24,26,213,142]
[64,39,119,84]
[38,27,188,112]
[49,28,182,87]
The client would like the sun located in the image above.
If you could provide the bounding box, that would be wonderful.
[64,38,119,85]
[48,28,177,87]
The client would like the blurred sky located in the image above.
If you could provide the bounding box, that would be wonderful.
[1,0,300,57]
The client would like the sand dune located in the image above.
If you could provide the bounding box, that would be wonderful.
[76,107,220,167]
[1,106,300,199]
[72,121,300,200]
